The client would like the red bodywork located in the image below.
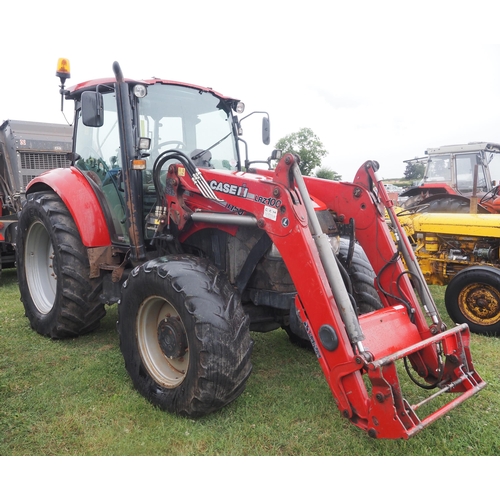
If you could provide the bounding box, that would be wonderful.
[67,77,239,104]
[164,154,485,439]
[26,167,111,247]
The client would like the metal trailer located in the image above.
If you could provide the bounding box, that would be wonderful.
[0,119,72,274]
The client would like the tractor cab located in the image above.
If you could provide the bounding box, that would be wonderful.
[59,66,269,248]
[424,143,499,193]
[401,142,500,213]
[71,81,245,244]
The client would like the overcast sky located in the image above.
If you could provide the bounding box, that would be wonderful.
[3,1,500,181]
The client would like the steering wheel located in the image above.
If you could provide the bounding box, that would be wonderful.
[480,185,500,204]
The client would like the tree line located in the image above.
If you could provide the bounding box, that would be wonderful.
[275,127,341,180]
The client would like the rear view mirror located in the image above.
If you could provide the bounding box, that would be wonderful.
[262,117,270,145]
[81,91,104,127]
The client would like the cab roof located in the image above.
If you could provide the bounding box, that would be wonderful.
[425,142,500,155]
[66,77,238,103]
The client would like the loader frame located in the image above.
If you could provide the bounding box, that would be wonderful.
[162,151,485,438]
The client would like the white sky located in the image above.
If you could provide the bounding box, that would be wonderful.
[3,1,500,180]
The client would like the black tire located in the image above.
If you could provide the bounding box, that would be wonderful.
[285,238,382,347]
[118,255,253,417]
[405,194,489,214]
[16,191,105,339]
[445,266,500,335]
[337,238,383,314]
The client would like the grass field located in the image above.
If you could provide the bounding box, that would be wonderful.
[1,267,499,456]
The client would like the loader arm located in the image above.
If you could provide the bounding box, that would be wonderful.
[164,153,485,439]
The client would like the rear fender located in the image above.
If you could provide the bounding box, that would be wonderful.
[400,184,454,198]
[26,167,111,247]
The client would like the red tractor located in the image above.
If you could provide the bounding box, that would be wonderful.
[15,59,485,439]
[401,142,500,213]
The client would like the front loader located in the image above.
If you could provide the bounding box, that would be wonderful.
[15,59,485,439]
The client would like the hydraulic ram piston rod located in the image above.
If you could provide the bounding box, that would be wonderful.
[292,163,366,348]
[368,163,444,331]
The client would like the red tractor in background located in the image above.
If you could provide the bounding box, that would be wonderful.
[15,59,485,439]
[401,142,500,213]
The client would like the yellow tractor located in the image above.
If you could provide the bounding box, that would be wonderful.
[391,208,500,335]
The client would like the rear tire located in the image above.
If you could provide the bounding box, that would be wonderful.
[16,191,105,339]
[405,194,489,214]
[445,266,500,335]
[118,255,253,417]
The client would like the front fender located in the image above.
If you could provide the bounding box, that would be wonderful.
[26,167,111,247]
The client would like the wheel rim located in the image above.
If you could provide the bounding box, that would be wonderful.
[136,296,189,388]
[458,282,500,326]
[25,221,57,314]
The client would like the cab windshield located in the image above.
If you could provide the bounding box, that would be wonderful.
[138,83,239,171]
[426,154,451,182]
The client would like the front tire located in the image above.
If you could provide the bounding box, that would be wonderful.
[445,266,500,335]
[118,255,253,417]
[16,191,105,339]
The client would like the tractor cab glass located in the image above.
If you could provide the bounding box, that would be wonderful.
[426,155,451,182]
[75,91,127,242]
[74,83,240,245]
[425,152,492,193]
[455,152,489,192]
[138,84,239,171]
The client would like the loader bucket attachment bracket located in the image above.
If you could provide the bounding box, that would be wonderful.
[365,324,486,439]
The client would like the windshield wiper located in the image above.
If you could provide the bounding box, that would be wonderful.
[191,132,232,161]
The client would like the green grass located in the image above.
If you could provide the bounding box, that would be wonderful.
[1,267,499,456]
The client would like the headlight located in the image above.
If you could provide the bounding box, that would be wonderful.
[133,84,147,98]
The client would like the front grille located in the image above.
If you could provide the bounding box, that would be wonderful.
[19,152,70,190]
[20,152,69,170]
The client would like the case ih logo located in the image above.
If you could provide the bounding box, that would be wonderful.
[209,180,248,198]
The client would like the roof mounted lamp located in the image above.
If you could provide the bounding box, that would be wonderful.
[56,58,71,112]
